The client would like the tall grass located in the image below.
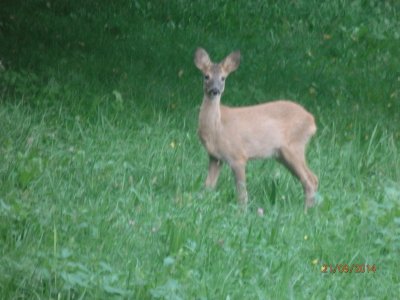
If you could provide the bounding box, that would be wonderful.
[1,0,399,298]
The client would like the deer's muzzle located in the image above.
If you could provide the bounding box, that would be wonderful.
[208,88,220,97]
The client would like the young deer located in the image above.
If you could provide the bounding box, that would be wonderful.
[194,48,318,212]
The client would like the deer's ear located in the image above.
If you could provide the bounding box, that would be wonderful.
[221,51,240,74]
[194,48,211,73]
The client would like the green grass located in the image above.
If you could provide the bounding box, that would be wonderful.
[1,0,400,299]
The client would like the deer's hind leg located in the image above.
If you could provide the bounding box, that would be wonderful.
[278,146,318,213]
[230,159,248,210]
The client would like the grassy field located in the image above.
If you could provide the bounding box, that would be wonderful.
[1,0,399,299]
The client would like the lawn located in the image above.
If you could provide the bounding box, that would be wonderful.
[0,0,399,299]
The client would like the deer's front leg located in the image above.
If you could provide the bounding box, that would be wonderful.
[205,156,222,189]
[230,160,248,209]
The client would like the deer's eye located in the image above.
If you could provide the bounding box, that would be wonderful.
[204,75,210,80]
[221,76,225,81]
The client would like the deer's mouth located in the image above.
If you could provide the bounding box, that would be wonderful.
[207,88,221,97]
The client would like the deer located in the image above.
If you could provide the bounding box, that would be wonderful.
[194,48,318,213]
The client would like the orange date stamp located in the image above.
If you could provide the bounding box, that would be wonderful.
[321,264,377,274]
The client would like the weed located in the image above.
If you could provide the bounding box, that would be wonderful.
[0,0,399,298]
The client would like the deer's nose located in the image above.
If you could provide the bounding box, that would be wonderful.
[209,88,220,96]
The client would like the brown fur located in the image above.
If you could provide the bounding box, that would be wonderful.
[195,48,318,212]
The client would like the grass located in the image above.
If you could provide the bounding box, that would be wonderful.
[1,0,399,299]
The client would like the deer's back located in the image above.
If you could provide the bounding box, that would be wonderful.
[219,100,316,160]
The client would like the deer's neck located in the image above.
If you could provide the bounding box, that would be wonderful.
[198,96,223,157]
[199,96,222,133]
